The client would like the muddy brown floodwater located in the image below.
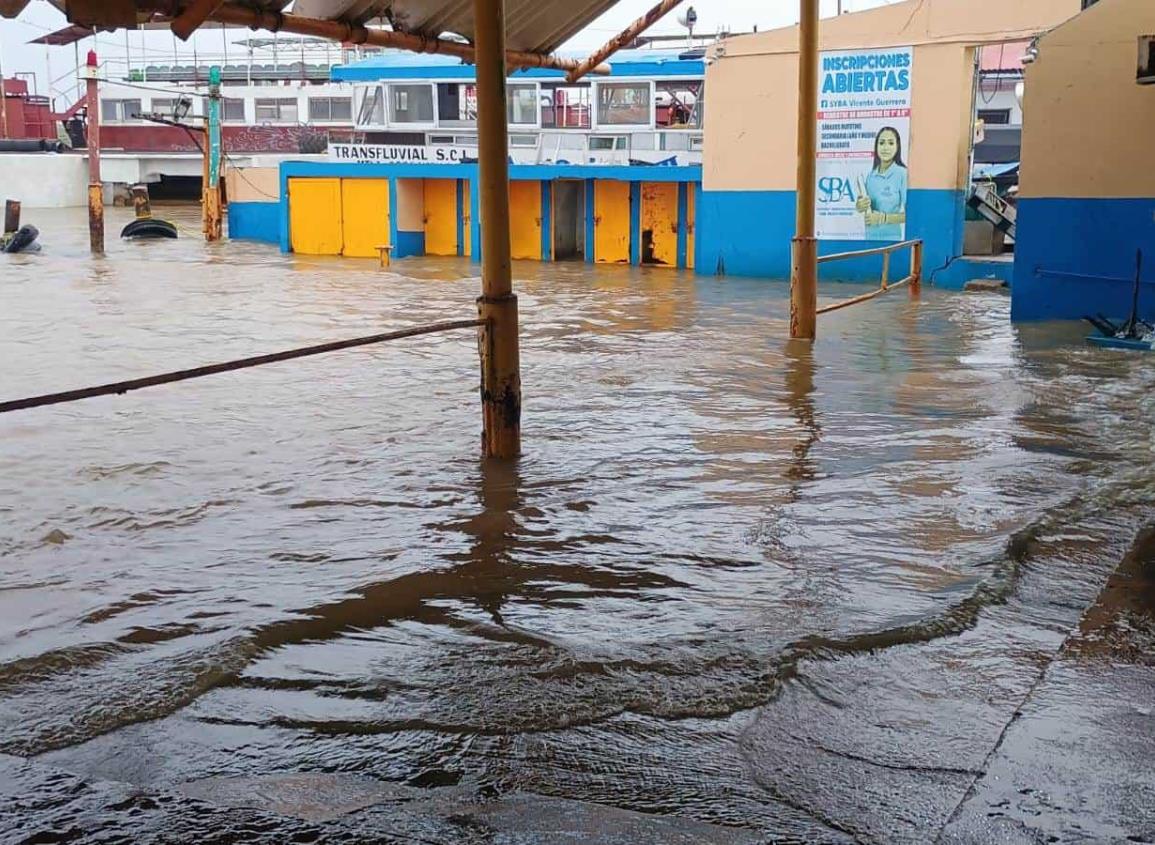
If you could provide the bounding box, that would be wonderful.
[1,207,1154,844]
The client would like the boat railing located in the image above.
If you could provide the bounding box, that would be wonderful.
[815,239,923,315]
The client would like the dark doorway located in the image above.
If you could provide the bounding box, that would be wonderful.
[552,180,585,261]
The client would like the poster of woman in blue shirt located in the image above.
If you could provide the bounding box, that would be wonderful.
[855,126,907,241]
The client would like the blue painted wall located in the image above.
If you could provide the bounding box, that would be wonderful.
[695,188,965,285]
[1012,197,1155,322]
[227,201,279,244]
[395,230,425,258]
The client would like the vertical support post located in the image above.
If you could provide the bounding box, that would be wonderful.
[131,184,152,219]
[203,65,223,241]
[84,50,104,254]
[880,250,890,290]
[473,0,521,459]
[0,38,9,140]
[4,200,20,235]
[910,239,923,297]
[790,0,820,340]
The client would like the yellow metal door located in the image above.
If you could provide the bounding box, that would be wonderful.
[687,184,696,271]
[640,182,678,267]
[289,178,343,255]
[509,180,541,260]
[461,181,471,258]
[594,180,630,264]
[340,178,390,258]
[424,178,458,256]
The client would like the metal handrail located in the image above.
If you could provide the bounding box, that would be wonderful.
[816,238,923,316]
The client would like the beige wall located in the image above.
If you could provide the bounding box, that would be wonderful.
[395,178,425,231]
[225,167,279,203]
[1020,0,1155,199]
[704,0,1081,193]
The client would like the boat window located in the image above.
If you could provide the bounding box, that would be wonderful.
[510,134,537,147]
[436,83,477,127]
[655,80,703,129]
[596,82,651,127]
[589,134,628,151]
[356,87,385,127]
[221,98,246,123]
[507,84,538,126]
[255,98,299,124]
[101,99,142,122]
[308,97,352,122]
[541,83,591,129]
[389,84,435,124]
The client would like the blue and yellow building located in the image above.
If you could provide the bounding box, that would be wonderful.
[1012,0,1155,321]
[229,0,1103,298]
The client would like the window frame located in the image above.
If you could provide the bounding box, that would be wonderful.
[221,97,247,123]
[593,80,655,130]
[100,98,143,123]
[254,97,299,125]
[506,82,540,128]
[308,96,352,123]
[388,82,436,128]
[654,78,704,131]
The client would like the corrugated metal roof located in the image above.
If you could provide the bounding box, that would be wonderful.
[288,0,621,54]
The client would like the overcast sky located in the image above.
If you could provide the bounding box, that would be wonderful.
[0,0,899,105]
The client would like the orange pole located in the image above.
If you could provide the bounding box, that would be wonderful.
[473,0,521,459]
[789,0,819,340]
[84,49,104,254]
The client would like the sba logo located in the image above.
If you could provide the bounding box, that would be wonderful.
[818,176,856,204]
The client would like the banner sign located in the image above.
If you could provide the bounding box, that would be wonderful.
[815,46,913,241]
[328,143,475,164]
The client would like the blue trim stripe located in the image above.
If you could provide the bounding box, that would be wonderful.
[540,180,552,261]
[470,176,481,262]
[629,182,641,266]
[388,177,399,253]
[584,179,596,263]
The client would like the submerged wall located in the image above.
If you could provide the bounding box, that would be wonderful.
[0,154,88,208]
[1012,0,1155,321]
[699,0,1080,285]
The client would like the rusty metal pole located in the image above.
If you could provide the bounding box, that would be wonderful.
[131,184,152,219]
[910,239,923,298]
[84,49,104,254]
[565,0,684,82]
[4,200,19,234]
[473,0,521,459]
[790,0,819,340]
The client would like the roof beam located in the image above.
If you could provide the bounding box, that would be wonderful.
[566,0,683,81]
[193,3,611,75]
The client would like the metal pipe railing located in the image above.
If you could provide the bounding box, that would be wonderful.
[815,238,923,316]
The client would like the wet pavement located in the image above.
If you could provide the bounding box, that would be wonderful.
[1,207,1153,843]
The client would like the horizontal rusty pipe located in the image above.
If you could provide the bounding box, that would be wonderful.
[203,4,609,74]
[170,0,226,40]
[566,0,683,81]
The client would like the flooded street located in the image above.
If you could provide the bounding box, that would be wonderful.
[2,207,1154,843]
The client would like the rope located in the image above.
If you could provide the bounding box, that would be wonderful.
[0,320,485,415]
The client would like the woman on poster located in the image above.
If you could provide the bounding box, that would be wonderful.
[855,126,908,241]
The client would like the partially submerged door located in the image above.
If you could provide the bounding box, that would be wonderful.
[509,180,542,260]
[424,178,458,256]
[593,180,630,264]
[340,178,389,258]
[640,182,678,267]
[288,177,342,255]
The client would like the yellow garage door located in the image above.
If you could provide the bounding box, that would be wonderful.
[594,180,631,264]
[340,178,390,258]
[640,182,678,267]
[509,181,542,260]
[424,178,458,256]
[289,178,342,255]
